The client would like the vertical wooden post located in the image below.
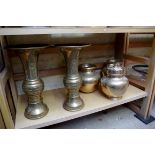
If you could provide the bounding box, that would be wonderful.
[0,36,18,108]
[139,34,155,119]
[148,81,155,116]
[114,33,128,60]
[0,110,5,129]
[0,69,15,128]
[0,36,16,128]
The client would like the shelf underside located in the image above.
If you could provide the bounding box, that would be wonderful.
[15,85,147,129]
[1,27,155,35]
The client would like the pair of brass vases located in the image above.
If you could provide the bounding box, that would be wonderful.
[9,44,89,120]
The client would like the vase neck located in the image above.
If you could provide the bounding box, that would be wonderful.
[62,48,80,76]
[19,50,39,81]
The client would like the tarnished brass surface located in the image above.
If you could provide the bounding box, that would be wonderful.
[79,64,100,93]
[100,59,129,100]
[57,44,90,111]
[8,44,49,119]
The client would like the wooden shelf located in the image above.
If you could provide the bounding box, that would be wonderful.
[0,27,155,35]
[128,77,146,90]
[124,54,150,65]
[15,85,147,129]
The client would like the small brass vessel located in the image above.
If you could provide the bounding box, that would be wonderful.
[56,44,90,112]
[79,64,100,93]
[8,44,50,119]
[100,59,129,100]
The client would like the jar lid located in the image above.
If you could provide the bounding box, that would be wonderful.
[79,64,96,72]
[103,59,125,77]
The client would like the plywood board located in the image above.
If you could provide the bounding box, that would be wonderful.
[15,85,147,129]
[1,27,155,35]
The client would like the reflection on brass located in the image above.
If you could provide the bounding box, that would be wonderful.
[79,64,100,93]
[57,44,90,112]
[100,59,129,100]
[8,44,49,119]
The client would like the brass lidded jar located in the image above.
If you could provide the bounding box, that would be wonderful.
[79,64,100,93]
[100,59,129,100]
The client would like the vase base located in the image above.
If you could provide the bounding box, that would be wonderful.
[24,102,49,120]
[63,98,84,112]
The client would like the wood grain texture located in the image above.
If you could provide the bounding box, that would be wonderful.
[0,110,5,129]
[0,69,15,128]
[129,41,152,48]
[127,102,141,114]
[140,35,155,118]
[7,44,114,57]
[6,34,116,45]
[7,41,152,58]
[5,81,16,123]
[124,54,149,65]
[128,77,145,90]
[1,27,155,35]
[12,62,106,81]
[114,33,127,60]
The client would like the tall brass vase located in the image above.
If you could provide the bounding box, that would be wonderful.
[9,45,49,119]
[58,44,90,112]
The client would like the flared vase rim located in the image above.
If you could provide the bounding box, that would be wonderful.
[7,44,52,50]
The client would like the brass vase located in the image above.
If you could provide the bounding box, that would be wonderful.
[57,44,90,112]
[8,44,49,119]
[79,64,100,93]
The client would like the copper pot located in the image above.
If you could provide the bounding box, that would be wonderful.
[79,64,100,93]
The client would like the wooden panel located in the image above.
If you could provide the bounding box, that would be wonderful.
[12,41,152,81]
[5,81,16,123]
[14,67,65,81]
[15,85,147,129]
[13,62,105,81]
[124,54,149,65]
[114,33,127,59]
[9,43,114,81]
[7,41,152,58]
[128,47,152,58]
[0,110,5,129]
[123,33,149,91]
[0,69,15,128]
[7,44,114,57]
[129,34,154,42]
[127,102,141,114]
[1,27,155,35]
[123,33,129,67]
[129,41,152,48]
[128,77,145,90]
[140,34,155,118]
[125,59,147,90]
[148,81,155,115]
[0,46,5,72]
[8,40,152,82]
[6,34,116,45]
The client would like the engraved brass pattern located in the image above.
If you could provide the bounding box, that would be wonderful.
[57,44,90,111]
[8,45,49,119]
